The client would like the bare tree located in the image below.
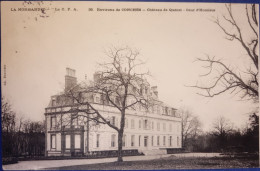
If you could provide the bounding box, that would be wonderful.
[212,116,233,136]
[1,97,16,133]
[63,46,152,162]
[212,116,234,151]
[180,107,202,150]
[192,4,258,101]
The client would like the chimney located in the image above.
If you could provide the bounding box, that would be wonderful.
[151,86,158,98]
[93,72,101,83]
[65,68,77,92]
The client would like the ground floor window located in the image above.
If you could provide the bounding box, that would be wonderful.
[65,135,71,149]
[157,136,160,146]
[51,134,56,149]
[75,134,81,149]
[163,136,166,146]
[177,136,179,147]
[123,134,126,147]
[139,135,141,146]
[111,134,116,147]
[151,136,154,146]
[96,134,100,148]
[144,136,148,147]
[169,136,172,146]
[131,135,135,147]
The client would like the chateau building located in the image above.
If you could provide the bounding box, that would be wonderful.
[45,68,182,156]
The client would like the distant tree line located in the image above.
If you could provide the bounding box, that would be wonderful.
[1,97,45,157]
[181,108,259,153]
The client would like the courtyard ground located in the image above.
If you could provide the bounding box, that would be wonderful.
[2,153,258,170]
[45,154,259,170]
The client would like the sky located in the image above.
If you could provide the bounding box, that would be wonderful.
[1,1,258,131]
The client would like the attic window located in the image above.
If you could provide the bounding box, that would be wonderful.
[51,99,56,106]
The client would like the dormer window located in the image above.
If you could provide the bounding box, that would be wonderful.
[51,99,56,106]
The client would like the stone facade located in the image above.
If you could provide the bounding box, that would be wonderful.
[45,68,182,156]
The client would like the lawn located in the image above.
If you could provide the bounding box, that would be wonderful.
[46,154,259,170]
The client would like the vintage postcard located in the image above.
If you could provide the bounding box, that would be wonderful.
[1,1,259,170]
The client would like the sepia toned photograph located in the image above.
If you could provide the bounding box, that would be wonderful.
[1,1,259,170]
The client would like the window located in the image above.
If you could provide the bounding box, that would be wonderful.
[125,118,128,128]
[95,96,100,103]
[131,135,135,146]
[101,94,108,105]
[51,116,56,128]
[139,135,141,146]
[139,120,142,129]
[96,134,100,148]
[157,106,160,114]
[65,135,71,149]
[163,136,166,146]
[169,136,172,146]
[123,134,126,147]
[165,107,168,115]
[157,122,160,131]
[144,136,148,147]
[172,109,176,116]
[151,136,154,146]
[51,99,56,106]
[163,123,166,131]
[177,136,180,147]
[152,121,154,130]
[115,96,120,106]
[157,136,160,146]
[111,116,116,126]
[51,135,56,149]
[144,120,148,129]
[111,134,116,147]
[75,134,81,149]
[131,119,135,129]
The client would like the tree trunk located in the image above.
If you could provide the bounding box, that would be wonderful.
[117,130,123,162]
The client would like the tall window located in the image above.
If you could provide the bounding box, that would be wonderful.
[139,135,141,146]
[144,136,148,147]
[123,134,126,147]
[157,136,160,146]
[151,136,154,146]
[131,135,135,147]
[152,121,154,130]
[144,120,148,129]
[65,135,71,149]
[163,136,166,146]
[139,120,142,129]
[131,119,135,129]
[111,134,116,147]
[51,116,56,128]
[75,134,81,149]
[125,118,128,129]
[177,136,179,147]
[157,122,160,131]
[51,135,56,149]
[96,134,100,148]
[169,136,172,146]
